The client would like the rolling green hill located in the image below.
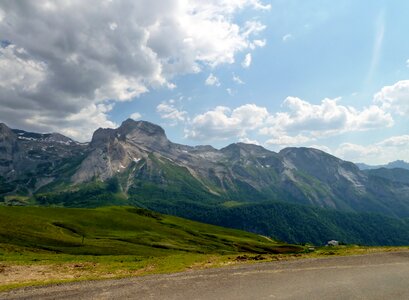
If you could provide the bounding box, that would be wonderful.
[0,206,301,257]
[0,206,305,291]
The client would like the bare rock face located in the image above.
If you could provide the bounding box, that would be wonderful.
[72,119,169,183]
[0,123,87,193]
[0,123,17,177]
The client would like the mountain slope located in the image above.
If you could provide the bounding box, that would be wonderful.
[0,206,299,256]
[2,119,409,219]
[0,123,87,196]
[142,199,409,246]
[363,168,409,185]
[64,120,409,217]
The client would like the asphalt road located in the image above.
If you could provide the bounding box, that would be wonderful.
[2,251,409,300]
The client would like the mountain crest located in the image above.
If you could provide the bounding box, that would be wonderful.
[118,119,166,138]
[0,123,15,138]
[91,119,168,147]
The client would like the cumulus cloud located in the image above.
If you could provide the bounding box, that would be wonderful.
[260,97,393,142]
[239,137,260,145]
[205,73,221,86]
[156,101,187,124]
[242,53,252,68]
[336,143,381,160]
[265,134,312,146]
[335,135,409,164]
[130,112,142,120]
[406,59,409,68]
[186,104,268,140]
[53,104,117,142]
[251,39,266,48]
[0,0,268,140]
[377,135,409,147]
[374,80,409,116]
[184,95,394,145]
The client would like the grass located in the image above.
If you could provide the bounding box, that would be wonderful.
[0,205,302,291]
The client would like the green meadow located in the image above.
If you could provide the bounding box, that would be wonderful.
[0,206,302,291]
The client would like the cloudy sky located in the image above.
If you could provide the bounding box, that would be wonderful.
[1,0,408,164]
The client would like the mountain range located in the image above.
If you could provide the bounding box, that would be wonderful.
[357,160,409,171]
[2,119,409,245]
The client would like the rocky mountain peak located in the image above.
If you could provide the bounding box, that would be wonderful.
[0,123,15,138]
[118,119,166,138]
[280,147,357,168]
[221,142,273,159]
[90,127,116,147]
[279,147,364,188]
[90,120,168,147]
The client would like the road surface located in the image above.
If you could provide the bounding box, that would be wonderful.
[2,251,409,299]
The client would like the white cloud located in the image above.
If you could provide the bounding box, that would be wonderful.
[260,97,393,139]
[265,134,312,146]
[57,104,117,141]
[309,144,333,154]
[184,95,394,145]
[251,39,266,48]
[374,80,409,116]
[242,20,266,36]
[245,0,271,11]
[335,143,381,163]
[242,53,252,68]
[282,34,293,42]
[226,88,234,95]
[406,59,409,68]
[130,112,142,120]
[0,0,268,140]
[167,82,177,90]
[186,104,268,140]
[205,73,221,86]
[0,45,46,91]
[232,74,245,84]
[239,137,260,145]
[156,101,187,124]
[335,135,409,164]
[377,135,409,147]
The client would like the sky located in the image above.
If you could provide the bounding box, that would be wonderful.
[0,0,408,164]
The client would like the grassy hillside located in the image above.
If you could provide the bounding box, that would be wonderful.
[0,206,305,291]
[0,206,300,257]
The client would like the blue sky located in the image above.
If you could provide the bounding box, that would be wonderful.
[1,0,408,164]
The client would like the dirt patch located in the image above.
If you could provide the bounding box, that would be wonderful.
[235,254,266,261]
[0,264,77,285]
[0,262,157,288]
